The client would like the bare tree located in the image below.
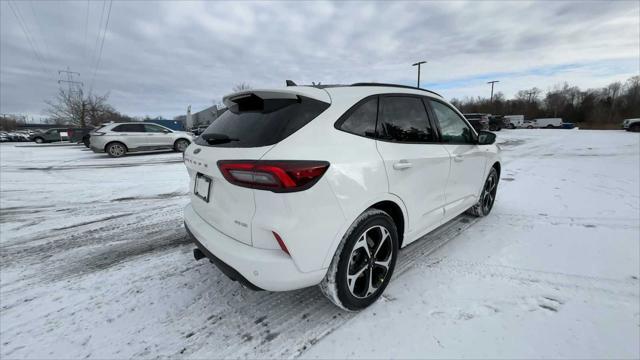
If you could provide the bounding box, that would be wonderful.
[232,83,252,92]
[45,88,117,127]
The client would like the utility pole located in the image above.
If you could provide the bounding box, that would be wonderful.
[58,66,83,94]
[525,90,537,103]
[487,80,499,102]
[525,90,537,119]
[412,61,427,88]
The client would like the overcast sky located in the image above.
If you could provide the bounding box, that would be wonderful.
[1,0,638,119]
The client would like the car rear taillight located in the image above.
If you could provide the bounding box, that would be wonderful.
[217,160,330,192]
[272,231,290,255]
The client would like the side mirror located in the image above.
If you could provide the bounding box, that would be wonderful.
[477,130,496,145]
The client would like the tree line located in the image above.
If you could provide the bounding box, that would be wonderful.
[450,76,639,128]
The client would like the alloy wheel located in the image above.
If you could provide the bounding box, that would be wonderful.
[109,144,125,157]
[176,140,189,152]
[481,171,498,213]
[346,225,393,299]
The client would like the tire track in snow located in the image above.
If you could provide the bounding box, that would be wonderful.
[168,215,480,359]
[414,258,639,300]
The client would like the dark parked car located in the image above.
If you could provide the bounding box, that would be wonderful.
[463,113,490,132]
[31,127,93,144]
[488,115,503,131]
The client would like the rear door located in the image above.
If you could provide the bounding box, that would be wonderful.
[143,124,173,148]
[375,95,450,242]
[111,123,146,149]
[427,99,488,219]
[185,92,330,245]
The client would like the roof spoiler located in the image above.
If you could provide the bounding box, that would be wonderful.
[223,88,331,108]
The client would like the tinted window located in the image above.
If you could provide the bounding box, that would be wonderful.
[196,95,329,148]
[112,124,145,132]
[430,100,475,144]
[144,124,167,133]
[338,97,378,137]
[378,96,434,142]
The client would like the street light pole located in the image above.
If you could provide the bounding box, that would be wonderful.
[412,61,427,88]
[487,80,499,102]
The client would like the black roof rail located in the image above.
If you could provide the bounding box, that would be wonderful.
[350,82,442,97]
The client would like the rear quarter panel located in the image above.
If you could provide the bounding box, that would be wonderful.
[258,91,397,272]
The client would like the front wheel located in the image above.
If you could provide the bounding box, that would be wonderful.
[467,167,499,217]
[320,209,399,311]
[174,139,190,152]
[34,137,44,144]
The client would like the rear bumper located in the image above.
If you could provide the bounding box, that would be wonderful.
[90,145,104,153]
[183,204,326,291]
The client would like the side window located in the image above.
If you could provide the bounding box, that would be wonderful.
[337,97,378,137]
[144,124,167,133]
[429,100,475,144]
[112,124,145,132]
[378,96,435,142]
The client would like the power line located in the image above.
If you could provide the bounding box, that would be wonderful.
[28,0,50,60]
[83,0,90,59]
[89,0,113,92]
[7,1,47,74]
[13,1,47,62]
[89,1,106,78]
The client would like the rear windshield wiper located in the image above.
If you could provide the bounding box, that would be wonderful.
[201,133,239,145]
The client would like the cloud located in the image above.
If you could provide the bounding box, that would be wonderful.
[1,0,638,119]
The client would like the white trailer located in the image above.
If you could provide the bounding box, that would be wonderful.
[535,118,563,128]
[504,115,525,129]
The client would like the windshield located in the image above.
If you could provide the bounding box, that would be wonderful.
[195,95,329,148]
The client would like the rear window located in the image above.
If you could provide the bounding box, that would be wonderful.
[195,95,329,148]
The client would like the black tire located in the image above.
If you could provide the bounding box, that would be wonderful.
[546,124,554,128]
[174,138,190,152]
[106,142,127,158]
[527,125,534,129]
[320,209,399,311]
[509,124,516,129]
[467,167,498,217]
[629,124,640,133]
[34,137,44,144]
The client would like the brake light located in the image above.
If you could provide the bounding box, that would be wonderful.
[272,231,290,255]
[217,160,330,192]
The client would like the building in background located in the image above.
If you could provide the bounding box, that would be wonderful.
[144,118,185,131]
[186,104,227,130]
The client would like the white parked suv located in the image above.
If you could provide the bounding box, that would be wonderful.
[183,83,501,310]
[90,122,192,157]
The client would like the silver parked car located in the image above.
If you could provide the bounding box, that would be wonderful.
[89,122,192,157]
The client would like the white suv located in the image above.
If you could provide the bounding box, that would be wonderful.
[183,83,501,310]
[90,122,192,157]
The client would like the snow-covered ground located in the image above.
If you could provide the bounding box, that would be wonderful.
[1,130,638,359]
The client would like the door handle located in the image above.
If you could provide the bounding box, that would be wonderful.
[393,160,413,170]
[454,155,464,162]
